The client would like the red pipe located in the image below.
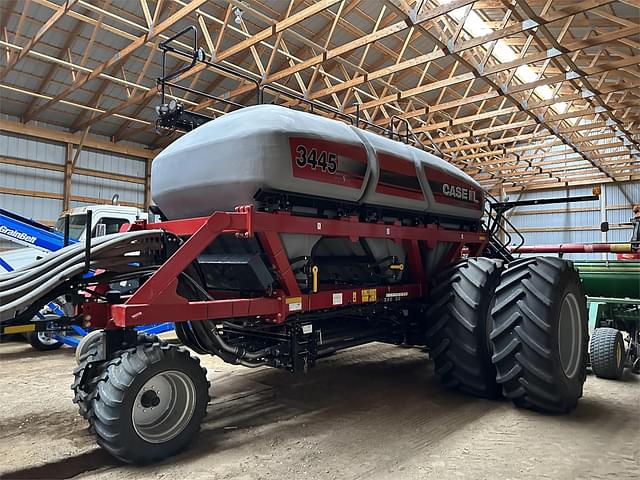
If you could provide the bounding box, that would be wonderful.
[511,243,634,254]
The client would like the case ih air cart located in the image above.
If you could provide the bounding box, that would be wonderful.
[0,30,589,464]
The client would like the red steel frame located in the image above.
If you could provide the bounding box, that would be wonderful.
[98,206,487,329]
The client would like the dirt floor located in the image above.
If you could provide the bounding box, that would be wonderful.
[0,337,638,480]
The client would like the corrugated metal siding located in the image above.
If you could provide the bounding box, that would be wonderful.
[0,163,64,196]
[72,148,145,206]
[0,131,65,251]
[0,131,146,251]
[604,182,637,247]
[607,182,640,206]
[508,182,638,260]
[0,131,65,165]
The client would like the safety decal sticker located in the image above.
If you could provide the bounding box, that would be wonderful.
[361,289,377,302]
[286,296,303,312]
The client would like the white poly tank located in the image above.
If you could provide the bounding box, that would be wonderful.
[151,105,483,220]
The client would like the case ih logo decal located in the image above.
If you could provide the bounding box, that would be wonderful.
[442,183,478,203]
[289,137,367,189]
[425,166,482,210]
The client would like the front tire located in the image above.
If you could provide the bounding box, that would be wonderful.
[426,257,504,398]
[75,329,104,364]
[89,342,209,464]
[590,327,625,380]
[490,257,588,413]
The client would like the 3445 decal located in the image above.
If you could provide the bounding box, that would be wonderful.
[295,145,337,174]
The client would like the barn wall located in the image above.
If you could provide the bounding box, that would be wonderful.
[506,182,640,260]
[0,128,149,251]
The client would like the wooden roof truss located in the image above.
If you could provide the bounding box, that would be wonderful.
[0,0,638,192]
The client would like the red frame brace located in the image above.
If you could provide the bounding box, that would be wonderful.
[108,206,488,329]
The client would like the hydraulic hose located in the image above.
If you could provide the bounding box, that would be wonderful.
[0,230,166,322]
[1,231,158,296]
[1,230,161,288]
[192,320,268,368]
[176,272,272,367]
[207,326,277,361]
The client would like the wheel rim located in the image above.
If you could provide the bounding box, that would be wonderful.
[37,332,60,346]
[616,341,622,368]
[557,293,581,379]
[132,370,197,444]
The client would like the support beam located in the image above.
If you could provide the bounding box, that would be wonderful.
[0,0,78,79]
[144,158,152,210]
[307,0,619,102]
[71,0,346,132]
[0,118,156,159]
[27,0,208,120]
[63,143,72,211]
[21,18,85,122]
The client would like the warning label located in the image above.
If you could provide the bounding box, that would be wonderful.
[361,289,377,302]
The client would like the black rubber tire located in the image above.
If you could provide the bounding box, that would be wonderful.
[71,342,109,421]
[590,327,625,380]
[72,332,161,421]
[28,330,64,351]
[490,257,588,413]
[426,257,504,398]
[75,329,104,365]
[89,342,210,464]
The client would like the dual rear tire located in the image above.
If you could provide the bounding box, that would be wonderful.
[426,257,503,398]
[427,256,588,413]
[490,257,588,413]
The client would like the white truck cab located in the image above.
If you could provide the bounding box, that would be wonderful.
[53,204,149,241]
[0,204,149,273]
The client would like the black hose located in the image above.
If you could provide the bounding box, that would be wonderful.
[176,272,273,367]
[207,327,276,361]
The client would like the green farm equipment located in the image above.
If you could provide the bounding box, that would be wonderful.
[509,190,639,380]
[513,220,640,380]
[577,260,640,379]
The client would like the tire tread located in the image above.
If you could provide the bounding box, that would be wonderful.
[426,258,504,398]
[590,327,624,380]
[490,257,588,413]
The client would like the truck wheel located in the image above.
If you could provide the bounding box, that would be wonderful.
[89,342,210,464]
[491,257,588,413]
[590,327,625,380]
[426,257,504,398]
[28,330,64,351]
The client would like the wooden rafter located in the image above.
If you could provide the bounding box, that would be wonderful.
[0,0,637,192]
[0,0,78,80]
[26,0,209,120]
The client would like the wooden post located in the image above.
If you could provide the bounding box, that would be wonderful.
[63,143,73,211]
